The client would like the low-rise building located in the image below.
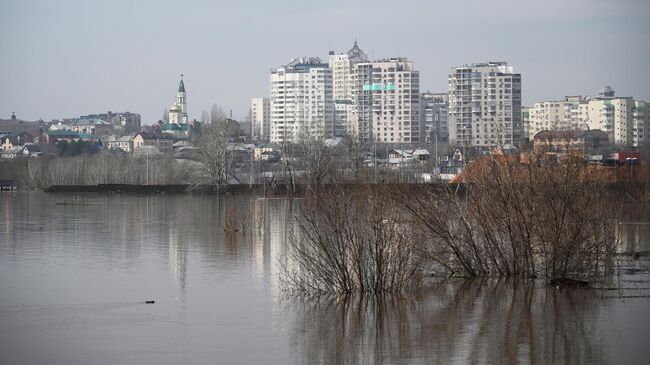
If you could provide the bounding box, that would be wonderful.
[106,135,134,153]
[43,130,82,144]
[254,144,276,160]
[21,144,41,157]
[1,146,23,159]
[67,118,113,137]
[133,132,174,154]
[533,129,610,155]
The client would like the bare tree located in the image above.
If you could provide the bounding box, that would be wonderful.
[295,136,337,192]
[282,184,426,294]
[343,135,371,183]
[191,120,239,192]
[210,103,227,124]
[393,153,619,282]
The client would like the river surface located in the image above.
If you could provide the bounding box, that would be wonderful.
[1,192,649,365]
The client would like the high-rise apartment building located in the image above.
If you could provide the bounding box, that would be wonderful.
[448,62,522,148]
[420,92,448,144]
[351,58,420,143]
[329,42,368,139]
[269,57,333,143]
[251,97,270,141]
[329,41,368,102]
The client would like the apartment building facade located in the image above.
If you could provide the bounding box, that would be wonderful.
[251,97,270,142]
[420,92,448,144]
[448,62,522,148]
[269,57,334,143]
[525,96,585,139]
[524,87,646,147]
[351,58,420,143]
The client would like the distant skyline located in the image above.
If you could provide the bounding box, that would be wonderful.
[1,0,649,124]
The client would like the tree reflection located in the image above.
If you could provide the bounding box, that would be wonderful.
[286,279,603,364]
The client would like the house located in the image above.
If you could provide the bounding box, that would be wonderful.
[1,146,23,159]
[388,150,413,166]
[21,144,41,157]
[260,150,281,162]
[133,132,174,154]
[412,149,431,161]
[43,130,82,144]
[0,131,37,151]
[0,136,19,151]
[106,135,134,153]
[0,114,45,138]
[67,119,113,137]
[254,144,276,160]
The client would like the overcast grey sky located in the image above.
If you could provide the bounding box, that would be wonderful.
[1,0,649,123]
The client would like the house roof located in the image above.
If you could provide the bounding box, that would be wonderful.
[23,144,41,153]
[161,122,189,131]
[47,130,80,138]
[1,136,20,145]
[138,132,174,140]
[74,118,110,126]
[534,130,587,141]
[390,149,413,157]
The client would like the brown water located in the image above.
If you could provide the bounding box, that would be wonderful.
[0,192,649,365]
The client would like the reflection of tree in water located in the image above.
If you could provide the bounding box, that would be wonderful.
[287,279,603,364]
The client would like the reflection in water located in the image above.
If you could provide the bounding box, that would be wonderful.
[618,221,650,253]
[0,193,649,364]
[287,280,605,364]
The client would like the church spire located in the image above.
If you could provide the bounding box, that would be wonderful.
[178,73,185,93]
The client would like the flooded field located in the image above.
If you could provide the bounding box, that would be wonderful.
[1,193,649,364]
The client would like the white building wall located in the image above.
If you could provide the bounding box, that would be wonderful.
[448,62,522,148]
[270,58,333,143]
[251,97,270,142]
[352,58,420,144]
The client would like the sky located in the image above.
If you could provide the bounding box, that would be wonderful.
[1,0,649,124]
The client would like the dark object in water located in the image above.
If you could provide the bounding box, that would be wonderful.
[549,278,590,288]
[633,252,641,260]
[145,300,155,304]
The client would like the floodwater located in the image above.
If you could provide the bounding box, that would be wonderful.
[1,192,649,365]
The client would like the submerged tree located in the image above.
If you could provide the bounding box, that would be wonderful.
[394,153,620,281]
[282,184,426,294]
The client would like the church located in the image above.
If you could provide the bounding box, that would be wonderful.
[168,74,188,124]
[161,74,191,138]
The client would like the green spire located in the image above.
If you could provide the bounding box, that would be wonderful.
[178,74,185,93]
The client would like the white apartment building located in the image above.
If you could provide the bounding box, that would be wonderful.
[525,87,646,147]
[351,58,420,143]
[251,97,270,142]
[329,41,368,102]
[448,62,522,148]
[269,57,334,143]
[632,100,646,147]
[526,96,585,139]
[329,42,368,139]
[333,100,353,137]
